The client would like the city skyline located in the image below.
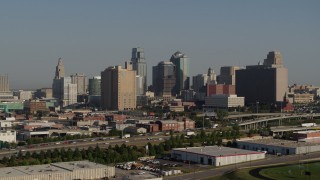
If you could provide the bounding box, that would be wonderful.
[0,0,319,89]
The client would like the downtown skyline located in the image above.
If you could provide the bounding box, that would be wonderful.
[0,0,319,89]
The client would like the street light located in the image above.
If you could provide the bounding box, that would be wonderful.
[256,101,259,114]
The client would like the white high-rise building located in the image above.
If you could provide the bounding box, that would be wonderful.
[62,77,77,107]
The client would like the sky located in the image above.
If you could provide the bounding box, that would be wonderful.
[0,0,319,90]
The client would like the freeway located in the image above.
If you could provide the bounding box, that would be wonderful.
[165,152,320,180]
[0,135,169,159]
[238,113,320,129]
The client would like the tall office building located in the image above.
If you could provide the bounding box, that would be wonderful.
[207,67,217,85]
[218,66,239,85]
[53,58,65,99]
[88,76,101,96]
[131,48,147,94]
[192,67,217,101]
[236,51,288,104]
[152,61,176,97]
[71,73,88,95]
[170,51,190,94]
[88,76,101,108]
[0,74,10,92]
[192,74,208,94]
[101,65,136,111]
[0,74,14,101]
[54,58,65,79]
[52,58,77,107]
[61,77,77,107]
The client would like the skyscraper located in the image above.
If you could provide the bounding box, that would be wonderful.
[54,58,65,79]
[170,51,190,94]
[192,68,217,101]
[207,67,217,85]
[0,74,9,92]
[101,65,136,110]
[131,48,147,94]
[0,74,14,102]
[71,73,88,95]
[218,66,239,85]
[88,76,101,96]
[88,76,101,108]
[236,51,288,104]
[61,77,77,107]
[152,61,176,97]
[52,58,77,107]
[53,58,65,99]
[192,74,208,94]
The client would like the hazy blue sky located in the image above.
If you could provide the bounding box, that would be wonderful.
[1,0,319,89]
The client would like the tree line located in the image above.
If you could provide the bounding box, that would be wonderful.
[1,128,241,167]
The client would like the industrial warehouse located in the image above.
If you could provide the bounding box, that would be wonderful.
[237,138,320,155]
[171,146,265,166]
[0,161,115,180]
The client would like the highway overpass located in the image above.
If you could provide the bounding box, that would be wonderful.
[238,113,320,130]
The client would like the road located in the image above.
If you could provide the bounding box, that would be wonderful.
[0,135,169,158]
[164,152,320,180]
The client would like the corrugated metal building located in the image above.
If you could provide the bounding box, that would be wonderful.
[237,138,320,155]
[171,146,265,166]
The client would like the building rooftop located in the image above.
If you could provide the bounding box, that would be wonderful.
[172,146,263,157]
[294,130,320,134]
[237,138,319,148]
[0,161,110,177]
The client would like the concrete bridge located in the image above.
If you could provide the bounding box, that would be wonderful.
[238,113,320,130]
[270,125,320,136]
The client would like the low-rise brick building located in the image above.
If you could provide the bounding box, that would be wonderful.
[136,123,159,133]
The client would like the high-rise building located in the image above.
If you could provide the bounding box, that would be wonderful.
[131,48,147,94]
[136,75,144,96]
[170,51,190,94]
[53,58,65,99]
[88,76,101,96]
[207,67,217,85]
[192,68,217,101]
[152,61,176,97]
[192,74,208,94]
[236,51,288,104]
[61,77,77,107]
[0,74,14,101]
[218,66,239,85]
[101,65,136,111]
[0,74,10,92]
[88,76,101,108]
[52,58,77,107]
[71,73,88,95]
[34,88,52,99]
[54,58,65,79]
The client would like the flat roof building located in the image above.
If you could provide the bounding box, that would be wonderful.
[0,160,115,180]
[236,51,288,104]
[171,146,265,166]
[237,138,320,155]
[101,65,136,111]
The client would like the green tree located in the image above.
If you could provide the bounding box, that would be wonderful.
[216,109,228,124]
[73,148,82,161]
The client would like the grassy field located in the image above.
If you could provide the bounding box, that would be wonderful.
[206,168,260,180]
[206,161,320,180]
[259,162,320,180]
